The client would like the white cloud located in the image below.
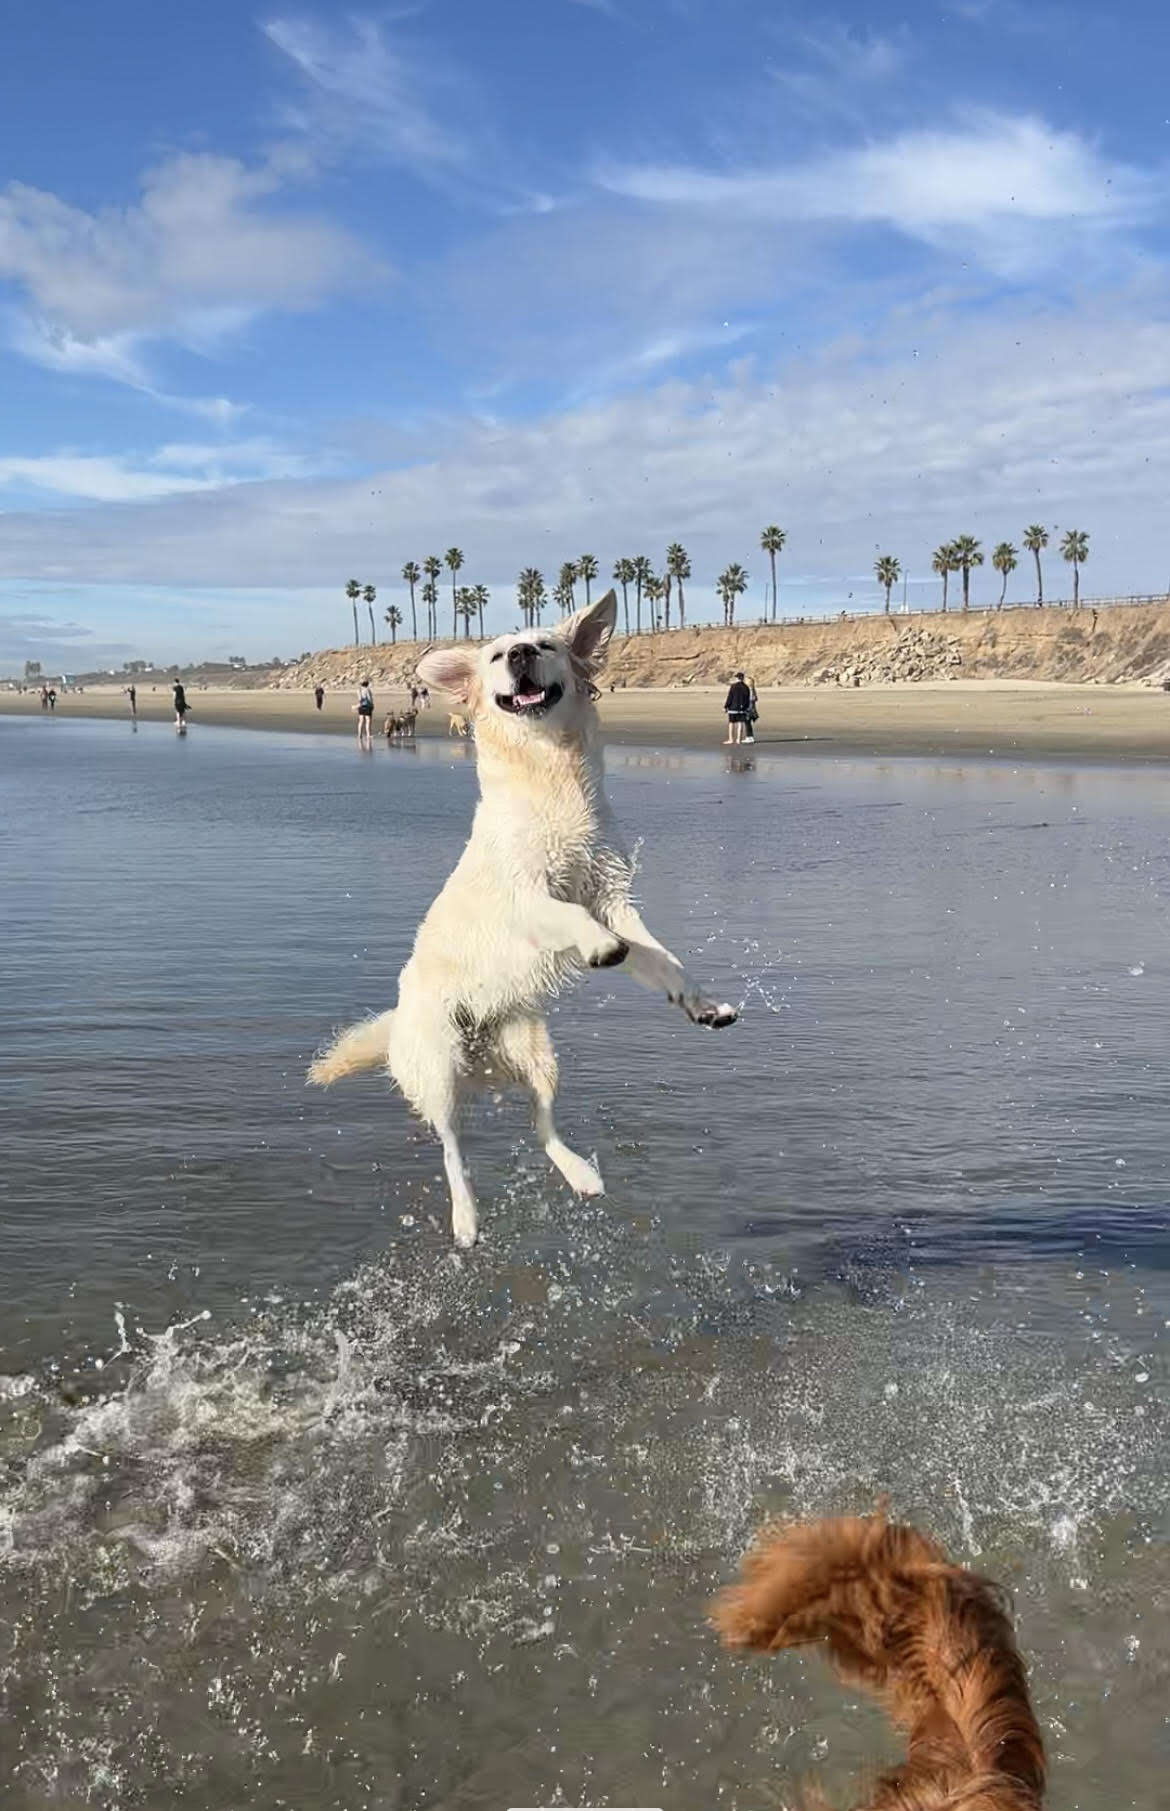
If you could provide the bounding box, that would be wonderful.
[0,439,318,504]
[0,153,377,343]
[1,289,1168,621]
[771,23,911,121]
[598,114,1162,274]
[5,311,249,423]
[263,14,550,212]
[264,15,469,178]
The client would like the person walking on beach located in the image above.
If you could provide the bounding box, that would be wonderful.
[356,678,374,748]
[724,671,752,745]
[314,684,325,711]
[125,684,137,719]
[172,679,188,731]
[47,687,57,712]
[40,685,49,711]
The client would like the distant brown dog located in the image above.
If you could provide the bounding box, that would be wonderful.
[712,1513,1045,1810]
[448,710,469,737]
[383,710,418,740]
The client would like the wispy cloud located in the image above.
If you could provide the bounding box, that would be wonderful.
[0,151,381,408]
[263,13,556,213]
[598,113,1163,277]
[0,439,320,504]
[263,14,469,178]
[0,607,132,669]
[2,290,1169,609]
[769,24,912,124]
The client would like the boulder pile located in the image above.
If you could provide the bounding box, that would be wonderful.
[811,626,963,687]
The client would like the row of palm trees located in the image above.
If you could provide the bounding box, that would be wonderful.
[346,551,487,644]
[874,528,1091,614]
[349,523,1093,647]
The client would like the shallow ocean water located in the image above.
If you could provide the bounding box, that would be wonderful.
[1,714,1167,1808]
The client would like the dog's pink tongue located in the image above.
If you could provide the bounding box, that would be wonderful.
[516,688,544,707]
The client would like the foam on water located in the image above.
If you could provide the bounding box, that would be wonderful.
[1,1187,1166,1808]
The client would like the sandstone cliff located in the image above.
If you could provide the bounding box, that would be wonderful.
[272,599,1170,693]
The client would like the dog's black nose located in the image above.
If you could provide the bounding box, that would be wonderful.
[507,643,537,669]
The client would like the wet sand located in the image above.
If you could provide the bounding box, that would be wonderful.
[4,678,1170,762]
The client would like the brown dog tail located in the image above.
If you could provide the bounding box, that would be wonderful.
[712,1514,1045,1811]
[307,1009,395,1086]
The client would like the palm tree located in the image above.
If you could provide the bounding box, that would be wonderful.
[760,526,786,621]
[931,543,957,612]
[363,583,377,644]
[718,562,748,626]
[517,567,540,627]
[553,575,575,617]
[666,543,691,627]
[1023,525,1049,606]
[345,578,362,647]
[423,557,443,637]
[421,578,438,639]
[444,548,465,636]
[1060,529,1089,607]
[401,561,420,640]
[951,535,983,611]
[454,588,477,638]
[613,558,635,636]
[874,554,901,614]
[473,583,489,638]
[384,604,403,643]
[631,555,652,634]
[521,567,546,627]
[576,553,599,606]
[992,542,1018,609]
[557,561,577,612]
[644,573,665,630]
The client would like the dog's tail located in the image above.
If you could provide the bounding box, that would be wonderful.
[712,1514,1045,1810]
[307,1009,396,1086]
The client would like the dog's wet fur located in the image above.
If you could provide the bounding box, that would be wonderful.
[310,590,736,1246]
[713,1513,1046,1810]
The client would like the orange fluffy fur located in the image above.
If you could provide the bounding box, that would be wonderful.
[712,1514,1045,1810]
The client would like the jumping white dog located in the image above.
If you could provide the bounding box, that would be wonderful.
[309,590,736,1247]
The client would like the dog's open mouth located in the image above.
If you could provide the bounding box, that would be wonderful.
[495,681,564,717]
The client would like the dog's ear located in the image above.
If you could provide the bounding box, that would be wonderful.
[561,588,618,671]
[416,646,477,703]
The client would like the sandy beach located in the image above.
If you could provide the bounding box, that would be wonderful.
[4,677,1170,762]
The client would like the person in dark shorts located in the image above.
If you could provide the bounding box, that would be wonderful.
[724,671,751,745]
[126,683,137,718]
[314,684,325,711]
[173,680,188,731]
[356,678,374,748]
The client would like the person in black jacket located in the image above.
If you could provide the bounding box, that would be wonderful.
[724,671,752,745]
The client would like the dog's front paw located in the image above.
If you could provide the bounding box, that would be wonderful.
[677,992,738,1028]
[585,932,629,969]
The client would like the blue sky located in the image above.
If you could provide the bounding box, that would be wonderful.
[1,0,1168,669]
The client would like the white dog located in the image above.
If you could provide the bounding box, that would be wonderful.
[309,590,736,1247]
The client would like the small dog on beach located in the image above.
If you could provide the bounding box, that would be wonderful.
[448,709,469,737]
[309,590,736,1247]
[384,710,417,741]
[713,1512,1045,1810]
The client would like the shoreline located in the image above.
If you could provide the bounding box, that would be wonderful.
[4,679,1170,764]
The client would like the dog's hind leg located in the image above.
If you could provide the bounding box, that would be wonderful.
[437,1118,478,1249]
[390,1019,479,1248]
[494,1014,604,1197]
